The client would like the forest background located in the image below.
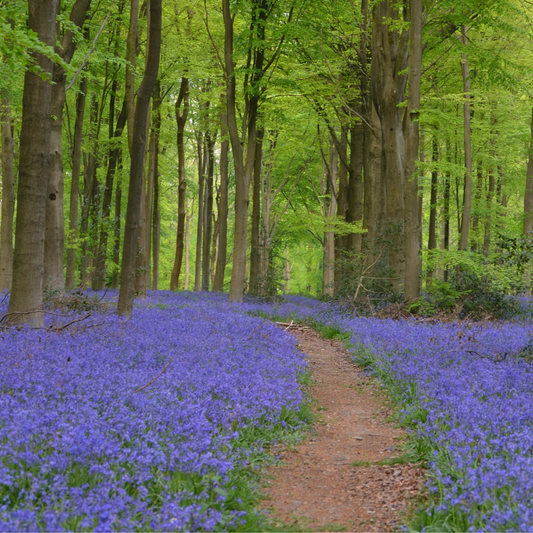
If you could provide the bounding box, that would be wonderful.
[2,0,533,322]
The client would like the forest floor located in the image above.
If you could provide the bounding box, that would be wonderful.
[261,326,425,532]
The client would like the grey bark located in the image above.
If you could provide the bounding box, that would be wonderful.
[170,78,189,290]
[0,91,14,292]
[459,26,473,252]
[66,77,87,289]
[8,0,59,326]
[118,0,161,316]
[213,109,230,292]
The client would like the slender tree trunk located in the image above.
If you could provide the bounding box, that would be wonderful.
[170,78,189,290]
[224,0,263,302]
[184,199,194,290]
[0,90,15,292]
[126,0,139,153]
[8,0,59,325]
[347,122,363,253]
[334,128,348,292]
[443,138,451,282]
[323,140,338,297]
[201,131,215,291]
[149,82,161,290]
[66,77,87,289]
[44,0,92,294]
[427,136,438,283]
[524,105,533,235]
[471,162,483,252]
[459,26,473,252]
[249,126,264,293]
[194,133,205,291]
[92,96,127,290]
[80,94,99,286]
[283,247,291,293]
[213,109,230,292]
[111,169,122,289]
[118,0,161,316]
[403,0,423,301]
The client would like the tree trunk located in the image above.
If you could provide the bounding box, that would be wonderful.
[371,1,409,292]
[249,126,264,294]
[80,94,99,287]
[8,0,59,326]
[111,170,122,290]
[347,122,363,253]
[471,162,483,252]
[459,26,473,252]
[213,108,230,292]
[149,81,161,290]
[224,0,263,303]
[66,77,87,290]
[170,77,189,290]
[283,247,291,293]
[194,133,205,291]
[44,0,92,295]
[92,95,127,290]
[184,199,194,290]
[403,0,422,302]
[0,90,15,292]
[323,139,338,297]
[201,130,215,291]
[118,0,161,316]
[334,128,348,292]
[125,0,139,153]
[427,136,438,283]
[524,105,533,235]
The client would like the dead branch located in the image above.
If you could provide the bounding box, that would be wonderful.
[50,314,91,332]
[134,355,175,393]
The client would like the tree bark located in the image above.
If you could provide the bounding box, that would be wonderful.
[118,0,161,316]
[149,82,161,290]
[323,138,338,297]
[8,0,59,326]
[0,90,15,292]
[92,95,127,290]
[371,0,409,292]
[66,77,87,289]
[44,0,92,294]
[403,0,423,302]
[213,108,230,292]
[427,135,438,283]
[524,105,533,235]
[170,77,189,290]
[201,130,216,291]
[111,170,122,289]
[249,126,264,294]
[459,26,473,252]
[194,133,205,291]
[224,0,264,302]
[126,0,139,153]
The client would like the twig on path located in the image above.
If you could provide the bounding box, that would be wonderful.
[275,321,311,330]
[134,356,174,394]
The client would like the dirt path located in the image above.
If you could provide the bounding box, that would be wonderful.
[261,327,424,532]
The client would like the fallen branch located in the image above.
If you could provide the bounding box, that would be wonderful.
[50,314,91,332]
[0,291,10,305]
[134,356,174,394]
[275,321,311,330]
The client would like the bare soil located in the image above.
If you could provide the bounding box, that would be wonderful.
[261,326,425,532]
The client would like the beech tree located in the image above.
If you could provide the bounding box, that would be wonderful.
[7,0,60,325]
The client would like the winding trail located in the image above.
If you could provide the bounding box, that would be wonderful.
[262,326,424,532]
